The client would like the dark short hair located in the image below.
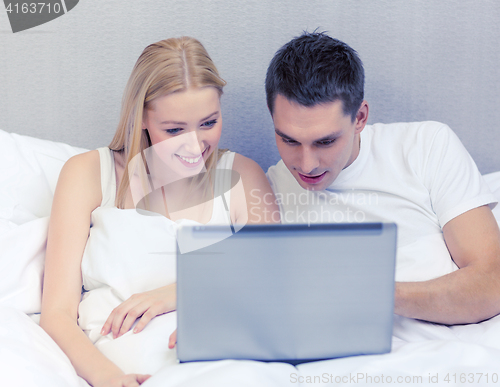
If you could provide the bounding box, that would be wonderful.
[265,31,364,121]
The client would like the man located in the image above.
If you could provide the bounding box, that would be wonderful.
[265,32,500,325]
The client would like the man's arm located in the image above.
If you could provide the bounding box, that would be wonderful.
[394,205,500,324]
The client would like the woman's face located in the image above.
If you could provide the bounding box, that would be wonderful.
[143,87,222,181]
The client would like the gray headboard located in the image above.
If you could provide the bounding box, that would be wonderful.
[1,0,499,173]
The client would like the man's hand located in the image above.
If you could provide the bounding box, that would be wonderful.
[101,284,176,338]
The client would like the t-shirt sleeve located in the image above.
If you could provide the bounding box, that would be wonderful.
[266,160,292,216]
[422,122,497,227]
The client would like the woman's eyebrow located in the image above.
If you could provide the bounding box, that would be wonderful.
[160,120,187,125]
[159,111,219,126]
[199,111,219,122]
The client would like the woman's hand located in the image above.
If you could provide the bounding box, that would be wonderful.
[168,329,177,349]
[101,284,176,339]
[94,374,151,387]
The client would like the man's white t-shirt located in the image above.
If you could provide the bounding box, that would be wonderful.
[266,121,497,282]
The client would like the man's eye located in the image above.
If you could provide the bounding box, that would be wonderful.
[201,119,217,128]
[166,128,182,134]
[318,139,335,146]
[282,138,298,145]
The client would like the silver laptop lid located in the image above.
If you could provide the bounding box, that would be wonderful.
[176,223,397,364]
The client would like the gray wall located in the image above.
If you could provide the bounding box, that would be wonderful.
[1,0,499,173]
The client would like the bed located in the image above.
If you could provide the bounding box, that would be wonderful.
[2,127,500,387]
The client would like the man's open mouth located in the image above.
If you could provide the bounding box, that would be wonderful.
[298,171,327,184]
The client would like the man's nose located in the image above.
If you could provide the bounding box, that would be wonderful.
[299,147,320,174]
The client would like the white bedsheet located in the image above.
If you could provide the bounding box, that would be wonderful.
[4,304,500,387]
[0,305,88,387]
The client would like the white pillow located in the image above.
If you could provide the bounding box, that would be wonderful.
[0,130,87,314]
[0,129,87,228]
[0,217,49,314]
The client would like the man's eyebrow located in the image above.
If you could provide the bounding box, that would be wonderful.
[315,132,341,142]
[275,128,342,143]
[159,111,219,125]
[275,129,297,141]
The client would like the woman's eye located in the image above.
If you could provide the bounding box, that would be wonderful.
[201,119,217,128]
[165,128,183,134]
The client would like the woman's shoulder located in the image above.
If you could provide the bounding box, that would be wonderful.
[56,149,103,210]
[228,152,268,185]
[63,149,101,177]
[229,152,264,175]
[225,152,280,224]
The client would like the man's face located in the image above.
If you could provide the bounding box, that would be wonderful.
[272,94,368,191]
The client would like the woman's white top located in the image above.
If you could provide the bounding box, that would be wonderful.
[78,147,236,374]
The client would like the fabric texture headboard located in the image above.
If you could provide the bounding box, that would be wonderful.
[1,1,499,173]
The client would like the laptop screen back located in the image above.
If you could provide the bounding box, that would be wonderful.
[176,223,397,364]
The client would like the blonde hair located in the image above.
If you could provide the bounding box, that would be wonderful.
[109,36,227,209]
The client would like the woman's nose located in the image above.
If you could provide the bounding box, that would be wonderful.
[182,131,204,155]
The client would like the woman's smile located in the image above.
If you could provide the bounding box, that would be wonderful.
[175,146,209,167]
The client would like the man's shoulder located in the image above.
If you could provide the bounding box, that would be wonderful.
[369,120,451,137]
[266,159,287,177]
[367,121,454,152]
[266,159,290,187]
[266,159,301,194]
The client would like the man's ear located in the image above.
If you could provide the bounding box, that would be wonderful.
[354,101,369,134]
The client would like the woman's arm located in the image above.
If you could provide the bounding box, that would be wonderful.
[40,151,149,387]
[231,153,280,225]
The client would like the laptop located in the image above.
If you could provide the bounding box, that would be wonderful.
[176,222,397,364]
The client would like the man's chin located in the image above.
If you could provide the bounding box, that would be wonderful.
[299,183,328,191]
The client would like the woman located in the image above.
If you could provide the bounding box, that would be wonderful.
[40,37,279,387]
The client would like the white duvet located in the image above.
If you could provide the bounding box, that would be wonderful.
[3,302,500,387]
[2,129,500,387]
